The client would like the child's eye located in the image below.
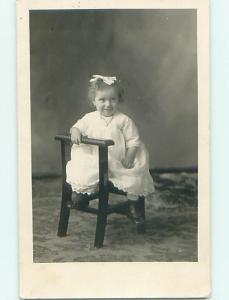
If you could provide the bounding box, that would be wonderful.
[99,98,105,102]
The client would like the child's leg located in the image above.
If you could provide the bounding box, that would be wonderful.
[127,194,145,232]
[71,192,90,209]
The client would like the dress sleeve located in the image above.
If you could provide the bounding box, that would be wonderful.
[70,114,89,135]
[122,117,141,148]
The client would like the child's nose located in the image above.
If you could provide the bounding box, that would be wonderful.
[105,100,112,107]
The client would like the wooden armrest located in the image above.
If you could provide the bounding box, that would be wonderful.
[81,136,114,147]
[55,134,71,142]
[55,134,114,147]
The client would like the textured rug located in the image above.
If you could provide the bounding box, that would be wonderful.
[32,172,197,262]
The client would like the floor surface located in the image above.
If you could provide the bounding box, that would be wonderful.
[32,172,197,262]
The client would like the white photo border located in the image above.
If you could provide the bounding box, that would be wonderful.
[17,0,210,298]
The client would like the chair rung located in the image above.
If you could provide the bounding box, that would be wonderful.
[75,202,129,216]
[110,190,126,196]
[77,207,98,214]
[107,201,129,215]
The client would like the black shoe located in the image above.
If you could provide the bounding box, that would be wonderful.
[127,200,146,233]
[71,193,90,209]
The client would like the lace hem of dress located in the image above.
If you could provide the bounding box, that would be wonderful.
[67,179,155,197]
[109,179,155,197]
[67,180,98,195]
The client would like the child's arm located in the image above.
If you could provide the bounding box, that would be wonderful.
[70,114,89,144]
[121,116,141,168]
[122,146,138,169]
[70,127,81,145]
[122,116,141,149]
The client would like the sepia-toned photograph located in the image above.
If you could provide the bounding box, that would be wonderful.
[18,0,210,298]
[31,8,198,263]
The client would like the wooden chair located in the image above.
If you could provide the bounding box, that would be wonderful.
[55,134,145,248]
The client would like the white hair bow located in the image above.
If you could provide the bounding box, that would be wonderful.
[89,74,117,85]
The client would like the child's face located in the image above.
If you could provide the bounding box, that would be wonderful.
[93,87,119,117]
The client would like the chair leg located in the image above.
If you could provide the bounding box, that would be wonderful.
[136,196,146,234]
[57,182,72,237]
[139,196,146,220]
[94,145,109,248]
[94,199,108,248]
[94,195,108,248]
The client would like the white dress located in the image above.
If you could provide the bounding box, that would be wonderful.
[66,111,155,197]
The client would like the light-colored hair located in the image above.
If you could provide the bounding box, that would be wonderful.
[88,78,124,103]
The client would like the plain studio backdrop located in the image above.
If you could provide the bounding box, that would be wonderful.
[30,9,197,176]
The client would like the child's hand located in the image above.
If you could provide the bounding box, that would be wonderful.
[122,147,137,169]
[70,127,81,145]
[122,156,134,169]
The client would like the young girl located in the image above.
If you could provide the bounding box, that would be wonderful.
[66,75,155,225]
